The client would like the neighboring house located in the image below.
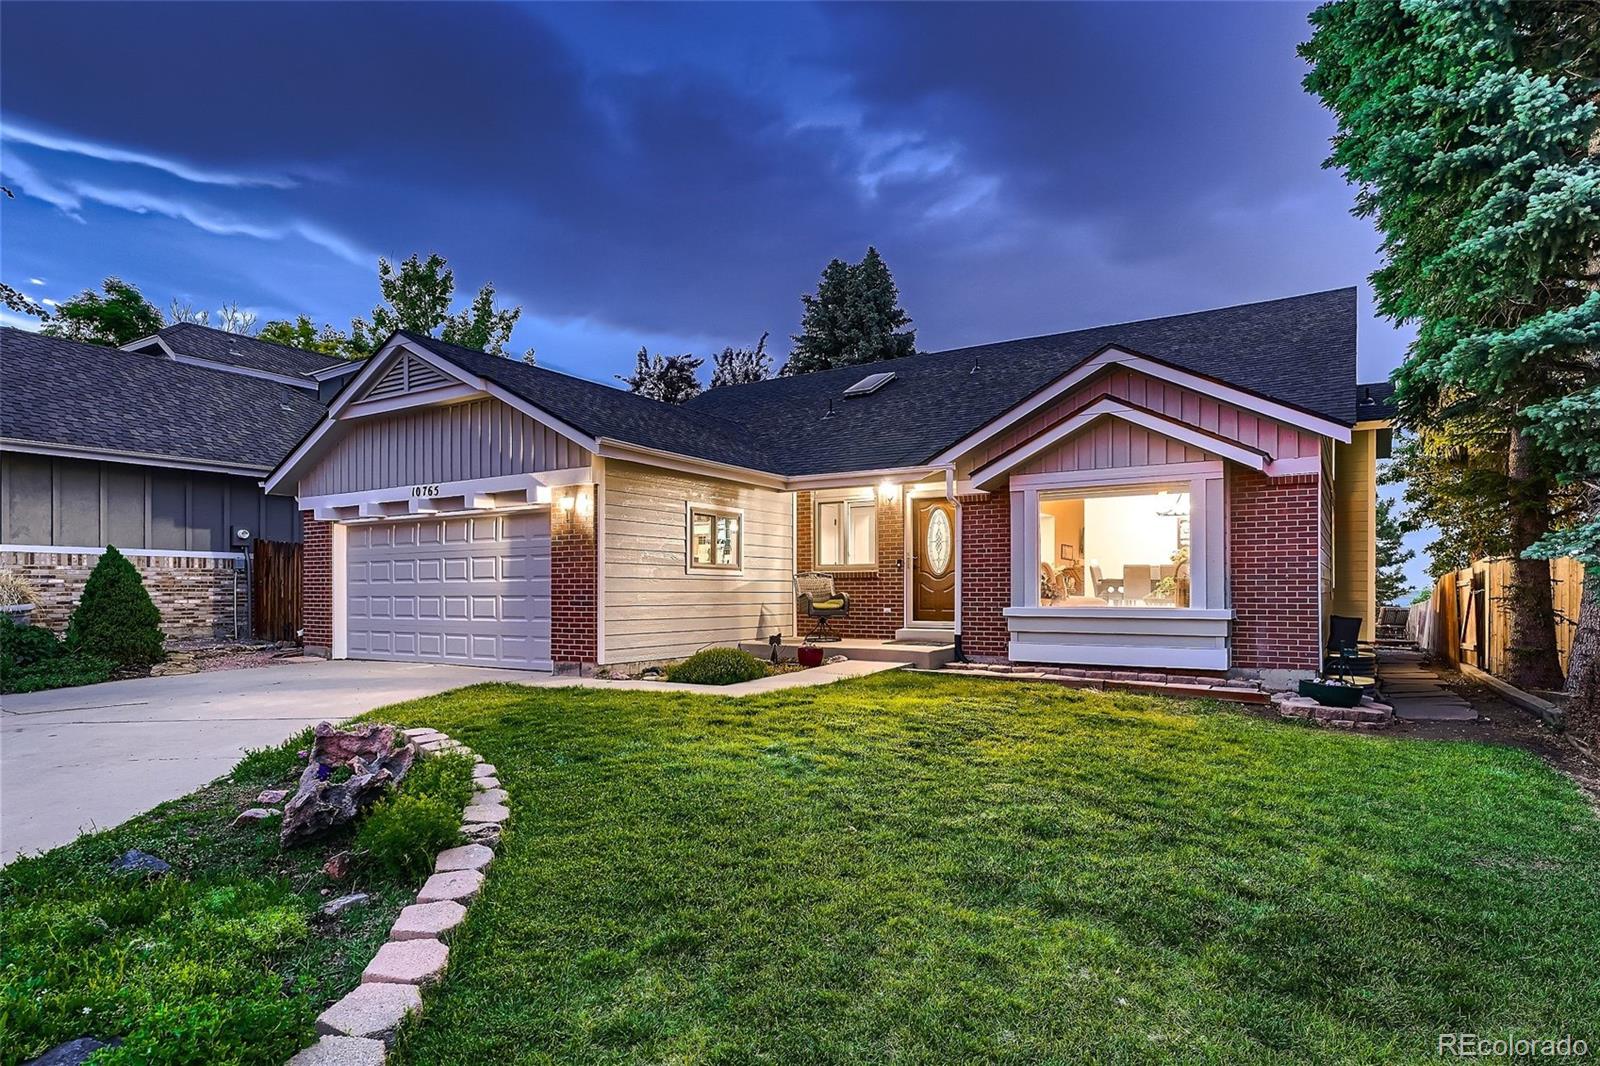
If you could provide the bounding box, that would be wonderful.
[266,287,1393,684]
[0,325,357,637]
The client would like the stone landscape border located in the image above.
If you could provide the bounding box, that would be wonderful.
[286,727,508,1066]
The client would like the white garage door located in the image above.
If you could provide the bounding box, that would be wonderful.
[346,512,551,669]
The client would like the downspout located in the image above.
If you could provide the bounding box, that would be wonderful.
[939,464,966,662]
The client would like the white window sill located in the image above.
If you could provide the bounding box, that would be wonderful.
[1003,606,1234,621]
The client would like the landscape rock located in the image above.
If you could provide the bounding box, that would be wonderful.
[401,728,442,740]
[257,788,290,805]
[281,723,417,846]
[416,869,484,903]
[434,843,494,873]
[390,900,467,941]
[322,850,353,880]
[286,1035,388,1066]
[462,802,510,825]
[231,807,280,827]
[461,822,502,846]
[474,787,509,805]
[23,1037,119,1066]
[471,763,497,779]
[361,937,449,985]
[472,777,500,791]
[318,892,371,919]
[316,982,422,1045]
[109,849,169,877]
[149,660,200,677]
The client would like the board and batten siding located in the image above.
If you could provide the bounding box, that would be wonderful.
[959,366,1323,478]
[1,451,300,550]
[301,397,590,497]
[602,460,794,664]
[1330,429,1377,635]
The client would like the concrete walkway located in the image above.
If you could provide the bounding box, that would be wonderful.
[0,659,541,864]
[1376,649,1477,722]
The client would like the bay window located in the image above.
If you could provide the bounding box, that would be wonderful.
[1037,486,1191,607]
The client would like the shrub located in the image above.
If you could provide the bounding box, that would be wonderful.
[355,793,461,879]
[0,616,116,693]
[354,750,476,878]
[65,545,164,668]
[665,646,769,685]
[1,614,61,669]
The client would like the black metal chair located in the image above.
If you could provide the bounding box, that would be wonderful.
[1325,614,1364,682]
[796,571,849,643]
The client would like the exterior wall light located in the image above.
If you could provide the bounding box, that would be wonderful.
[560,495,576,512]
[878,480,898,500]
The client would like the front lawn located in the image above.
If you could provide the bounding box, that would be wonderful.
[374,673,1599,1064]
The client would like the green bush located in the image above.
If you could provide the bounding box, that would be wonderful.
[65,545,165,668]
[354,751,476,878]
[665,646,769,685]
[0,615,116,693]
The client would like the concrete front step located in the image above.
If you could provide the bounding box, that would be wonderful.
[737,637,956,670]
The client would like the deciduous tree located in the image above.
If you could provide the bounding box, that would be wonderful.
[709,332,772,388]
[39,278,163,347]
[619,347,703,404]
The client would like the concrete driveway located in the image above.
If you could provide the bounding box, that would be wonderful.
[1,659,542,864]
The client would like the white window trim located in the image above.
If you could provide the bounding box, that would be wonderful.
[685,501,745,575]
[813,489,877,571]
[1016,468,1222,613]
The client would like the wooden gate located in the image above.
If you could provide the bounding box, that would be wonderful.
[252,539,302,643]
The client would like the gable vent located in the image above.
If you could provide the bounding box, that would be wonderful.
[843,370,895,397]
[365,353,452,401]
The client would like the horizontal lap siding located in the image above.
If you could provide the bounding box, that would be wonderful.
[603,460,794,664]
[961,366,1322,475]
[302,397,590,496]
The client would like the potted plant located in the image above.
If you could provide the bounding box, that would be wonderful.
[797,644,825,668]
[1298,675,1364,707]
[0,571,40,627]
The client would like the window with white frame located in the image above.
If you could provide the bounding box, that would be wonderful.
[687,505,742,572]
[1036,486,1191,607]
[815,497,876,568]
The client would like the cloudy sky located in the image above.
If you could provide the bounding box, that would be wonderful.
[0,2,1428,584]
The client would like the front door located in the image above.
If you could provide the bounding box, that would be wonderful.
[910,497,956,623]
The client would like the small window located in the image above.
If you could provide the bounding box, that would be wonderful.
[688,505,742,572]
[816,498,876,568]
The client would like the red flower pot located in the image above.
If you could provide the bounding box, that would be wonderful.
[797,644,824,668]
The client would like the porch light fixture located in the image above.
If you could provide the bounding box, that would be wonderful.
[560,494,576,512]
[878,480,898,500]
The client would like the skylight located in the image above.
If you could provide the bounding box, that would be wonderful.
[843,370,896,397]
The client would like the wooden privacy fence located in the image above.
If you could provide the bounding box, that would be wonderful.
[251,539,302,643]
[1409,556,1585,681]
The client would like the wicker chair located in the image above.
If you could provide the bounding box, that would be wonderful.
[796,571,849,643]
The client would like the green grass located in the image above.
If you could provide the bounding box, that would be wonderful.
[358,673,1600,1065]
[0,729,446,1065]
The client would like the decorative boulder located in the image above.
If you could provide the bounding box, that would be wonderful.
[280,723,416,846]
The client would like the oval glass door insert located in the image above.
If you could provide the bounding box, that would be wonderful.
[926,508,952,576]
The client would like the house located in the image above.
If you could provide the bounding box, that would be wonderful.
[0,325,357,637]
[265,287,1393,684]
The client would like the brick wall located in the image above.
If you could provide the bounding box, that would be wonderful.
[957,492,1011,660]
[1228,470,1321,673]
[301,513,333,654]
[551,490,598,670]
[2,548,245,640]
[794,489,904,639]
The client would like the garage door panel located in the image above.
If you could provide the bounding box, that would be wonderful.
[346,512,550,669]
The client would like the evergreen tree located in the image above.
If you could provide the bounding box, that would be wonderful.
[1302,0,1600,697]
[1375,496,1416,605]
[65,545,164,667]
[40,278,163,347]
[709,332,772,388]
[618,347,703,404]
[786,246,916,374]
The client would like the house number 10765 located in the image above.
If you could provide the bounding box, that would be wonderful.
[410,484,441,498]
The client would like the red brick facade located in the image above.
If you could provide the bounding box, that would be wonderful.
[550,490,598,670]
[1228,470,1321,672]
[301,512,333,654]
[793,489,905,639]
[957,492,1011,660]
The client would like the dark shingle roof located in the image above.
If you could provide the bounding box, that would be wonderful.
[685,288,1358,475]
[144,322,349,379]
[1355,380,1397,422]
[3,328,327,470]
[398,333,776,471]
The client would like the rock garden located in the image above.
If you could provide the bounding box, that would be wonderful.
[1,717,506,1065]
